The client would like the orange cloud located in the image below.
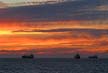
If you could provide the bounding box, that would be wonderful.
[0,20,108,57]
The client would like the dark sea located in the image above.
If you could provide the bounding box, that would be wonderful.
[0,58,108,73]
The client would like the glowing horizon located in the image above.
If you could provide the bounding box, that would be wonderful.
[0,0,108,58]
[0,21,108,57]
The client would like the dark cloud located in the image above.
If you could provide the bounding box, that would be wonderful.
[13,28,108,37]
[14,28,108,32]
[0,0,108,21]
[14,28,74,32]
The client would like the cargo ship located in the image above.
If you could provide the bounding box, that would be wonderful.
[22,54,34,59]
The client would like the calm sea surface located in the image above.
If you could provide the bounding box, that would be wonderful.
[0,58,108,73]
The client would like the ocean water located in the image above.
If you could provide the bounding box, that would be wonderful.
[0,58,108,73]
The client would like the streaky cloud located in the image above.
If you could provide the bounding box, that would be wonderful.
[0,0,108,21]
[13,28,108,38]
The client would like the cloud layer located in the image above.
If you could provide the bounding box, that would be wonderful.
[0,0,108,21]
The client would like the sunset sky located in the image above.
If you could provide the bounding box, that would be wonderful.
[0,0,108,58]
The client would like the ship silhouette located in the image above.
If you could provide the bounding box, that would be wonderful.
[22,54,34,59]
[88,55,98,59]
[74,53,80,59]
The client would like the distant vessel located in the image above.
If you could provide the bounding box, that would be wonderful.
[22,54,34,59]
[74,54,80,59]
[88,55,98,59]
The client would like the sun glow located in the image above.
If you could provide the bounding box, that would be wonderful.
[0,30,12,35]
